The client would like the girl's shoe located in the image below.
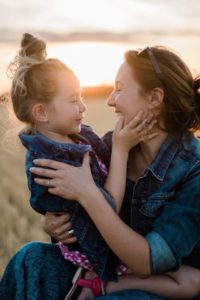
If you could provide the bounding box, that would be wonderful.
[65,267,84,300]
[65,267,106,299]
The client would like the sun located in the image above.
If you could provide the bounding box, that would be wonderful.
[48,41,130,87]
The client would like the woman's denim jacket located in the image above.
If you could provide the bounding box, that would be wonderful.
[19,125,118,281]
[103,130,200,274]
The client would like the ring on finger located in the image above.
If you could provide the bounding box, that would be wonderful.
[67,229,74,235]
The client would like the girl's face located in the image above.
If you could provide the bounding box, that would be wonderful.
[46,71,86,136]
[107,61,149,125]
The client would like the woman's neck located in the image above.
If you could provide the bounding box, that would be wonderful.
[127,129,168,181]
[138,129,168,164]
[35,126,74,144]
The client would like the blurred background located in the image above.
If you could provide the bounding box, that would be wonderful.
[0,0,200,275]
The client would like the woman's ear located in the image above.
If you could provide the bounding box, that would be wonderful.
[31,103,49,123]
[148,88,164,110]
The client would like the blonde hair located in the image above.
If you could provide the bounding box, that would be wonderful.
[8,33,72,125]
[125,46,200,135]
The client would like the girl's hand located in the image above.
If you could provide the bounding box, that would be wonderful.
[41,212,77,244]
[30,152,97,203]
[112,110,157,153]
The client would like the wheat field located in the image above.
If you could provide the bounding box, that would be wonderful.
[0,93,115,276]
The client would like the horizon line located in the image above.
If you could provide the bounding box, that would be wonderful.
[0,28,200,43]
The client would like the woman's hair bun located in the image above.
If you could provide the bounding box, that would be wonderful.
[20,33,47,62]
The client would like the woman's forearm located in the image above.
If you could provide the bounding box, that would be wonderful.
[30,156,150,275]
[106,270,200,299]
[80,186,151,276]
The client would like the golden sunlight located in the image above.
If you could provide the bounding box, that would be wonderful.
[47,42,132,86]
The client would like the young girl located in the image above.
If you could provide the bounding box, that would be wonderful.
[8,33,200,299]
[8,33,155,297]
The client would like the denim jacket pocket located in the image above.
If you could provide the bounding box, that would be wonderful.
[139,192,175,218]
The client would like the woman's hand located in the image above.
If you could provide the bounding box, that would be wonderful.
[30,152,98,204]
[41,212,77,244]
[113,110,157,153]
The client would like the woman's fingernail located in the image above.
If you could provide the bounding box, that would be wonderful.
[33,159,39,163]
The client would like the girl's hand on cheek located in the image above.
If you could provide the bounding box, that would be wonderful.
[112,110,158,153]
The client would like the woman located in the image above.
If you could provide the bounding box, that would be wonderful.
[1,45,200,299]
[31,46,200,299]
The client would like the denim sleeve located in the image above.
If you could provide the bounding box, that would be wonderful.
[146,163,200,274]
[145,231,177,274]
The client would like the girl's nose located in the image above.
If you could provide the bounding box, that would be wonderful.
[107,92,116,107]
[79,98,86,112]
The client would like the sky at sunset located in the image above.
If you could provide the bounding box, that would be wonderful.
[0,0,200,89]
[0,0,200,37]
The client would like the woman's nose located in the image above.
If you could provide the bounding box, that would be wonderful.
[107,92,116,107]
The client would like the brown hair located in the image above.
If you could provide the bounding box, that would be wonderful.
[8,33,73,125]
[124,46,200,135]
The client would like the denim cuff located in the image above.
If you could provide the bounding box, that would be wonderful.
[98,187,116,211]
[145,231,178,274]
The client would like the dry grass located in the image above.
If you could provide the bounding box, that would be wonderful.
[0,92,115,276]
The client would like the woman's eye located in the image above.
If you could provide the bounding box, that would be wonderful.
[113,88,120,92]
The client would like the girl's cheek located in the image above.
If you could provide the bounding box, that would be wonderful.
[75,106,80,113]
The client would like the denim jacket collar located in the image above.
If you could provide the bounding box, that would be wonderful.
[147,134,182,181]
[19,131,92,155]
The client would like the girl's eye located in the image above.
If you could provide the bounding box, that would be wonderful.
[69,95,83,103]
[70,97,79,103]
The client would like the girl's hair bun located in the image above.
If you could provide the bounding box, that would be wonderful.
[20,33,47,62]
[8,33,47,96]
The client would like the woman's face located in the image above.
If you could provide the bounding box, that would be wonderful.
[107,61,149,125]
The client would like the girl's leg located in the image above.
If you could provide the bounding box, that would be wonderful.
[0,241,77,300]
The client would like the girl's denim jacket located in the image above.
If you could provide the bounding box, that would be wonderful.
[19,125,118,281]
[104,130,200,274]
